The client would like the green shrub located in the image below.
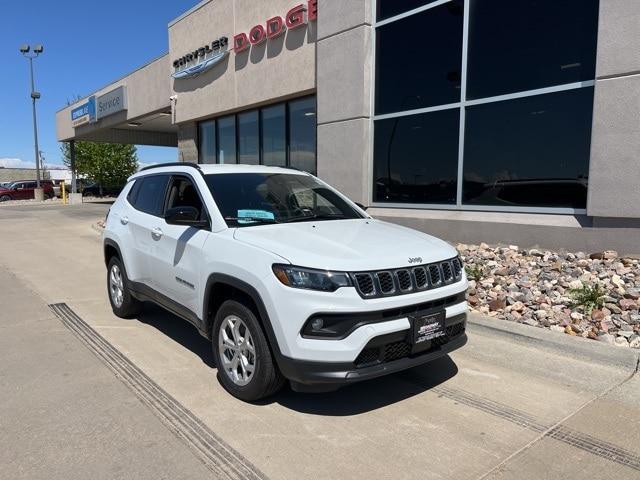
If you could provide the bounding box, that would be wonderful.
[569,283,605,314]
[465,264,484,282]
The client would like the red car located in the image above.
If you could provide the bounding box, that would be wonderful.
[0,180,55,201]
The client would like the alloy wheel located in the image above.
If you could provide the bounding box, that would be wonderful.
[218,315,256,386]
[109,264,124,308]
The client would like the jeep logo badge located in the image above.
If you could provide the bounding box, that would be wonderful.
[408,257,422,264]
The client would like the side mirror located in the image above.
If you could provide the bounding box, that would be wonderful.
[354,202,368,211]
[165,206,209,228]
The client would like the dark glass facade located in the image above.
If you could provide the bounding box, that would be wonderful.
[197,96,316,173]
[375,1,464,115]
[374,109,460,204]
[373,0,600,210]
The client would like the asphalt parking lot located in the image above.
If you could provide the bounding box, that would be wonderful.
[1,202,639,480]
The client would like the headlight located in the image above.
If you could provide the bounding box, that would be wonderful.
[272,264,352,292]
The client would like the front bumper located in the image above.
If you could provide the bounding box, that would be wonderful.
[278,313,467,388]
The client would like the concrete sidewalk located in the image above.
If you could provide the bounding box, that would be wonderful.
[0,268,214,480]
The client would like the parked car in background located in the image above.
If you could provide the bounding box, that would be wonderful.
[0,180,55,201]
[82,182,123,197]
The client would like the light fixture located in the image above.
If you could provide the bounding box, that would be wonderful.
[127,121,142,127]
[304,111,315,117]
[33,45,44,53]
[19,44,30,53]
[159,112,171,116]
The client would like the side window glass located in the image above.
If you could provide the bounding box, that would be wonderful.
[132,175,170,216]
[127,179,141,205]
[166,176,205,219]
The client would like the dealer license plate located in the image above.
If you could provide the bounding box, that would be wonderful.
[412,311,445,350]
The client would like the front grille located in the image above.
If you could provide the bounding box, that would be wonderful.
[354,322,466,368]
[428,264,442,287]
[441,262,453,282]
[397,270,412,291]
[352,257,461,299]
[413,267,428,289]
[376,272,395,294]
[452,257,463,279]
[354,273,375,296]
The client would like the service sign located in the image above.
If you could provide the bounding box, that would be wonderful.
[71,96,96,127]
[96,86,127,120]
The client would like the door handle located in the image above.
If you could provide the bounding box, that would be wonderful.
[151,227,163,239]
[120,216,129,225]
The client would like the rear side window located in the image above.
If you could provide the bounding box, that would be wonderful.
[131,175,170,216]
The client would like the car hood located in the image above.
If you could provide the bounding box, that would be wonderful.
[233,219,458,271]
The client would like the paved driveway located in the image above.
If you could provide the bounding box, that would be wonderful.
[1,203,638,480]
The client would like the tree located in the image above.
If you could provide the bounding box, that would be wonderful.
[61,142,139,194]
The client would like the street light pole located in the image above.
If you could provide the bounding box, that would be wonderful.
[20,44,44,190]
[29,56,41,188]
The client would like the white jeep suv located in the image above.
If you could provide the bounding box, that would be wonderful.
[103,163,468,401]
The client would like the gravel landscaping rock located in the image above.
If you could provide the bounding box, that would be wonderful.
[458,244,640,349]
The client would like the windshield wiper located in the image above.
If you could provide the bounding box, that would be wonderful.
[224,216,279,224]
[284,214,347,223]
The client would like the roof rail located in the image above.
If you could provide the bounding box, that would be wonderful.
[139,162,202,172]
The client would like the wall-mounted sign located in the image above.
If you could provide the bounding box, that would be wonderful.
[96,86,127,120]
[170,1,317,80]
[234,0,317,53]
[172,37,229,79]
[71,96,96,127]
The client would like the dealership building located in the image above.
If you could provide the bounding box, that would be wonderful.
[56,0,640,254]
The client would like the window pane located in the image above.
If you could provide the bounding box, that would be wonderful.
[467,0,600,99]
[261,104,286,167]
[217,116,237,164]
[289,97,316,174]
[237,110,259,165]
[462,88,594,209]
[377,0,442,21]
[373,108,460,204]
[375,1,463,115]
[134,175,170,216]
[198,120,216,164]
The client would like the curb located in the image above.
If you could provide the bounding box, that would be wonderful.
[467,313,640,372]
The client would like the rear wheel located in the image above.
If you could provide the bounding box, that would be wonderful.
[107,256,142,318]
[213,300,284,402]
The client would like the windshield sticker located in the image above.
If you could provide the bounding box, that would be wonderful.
[237,209,275,224]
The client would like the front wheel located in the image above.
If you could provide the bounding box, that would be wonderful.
[0,194,11,202]
[213,300,284,402]
[107,256,142,318]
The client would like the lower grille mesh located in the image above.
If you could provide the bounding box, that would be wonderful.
[354,322,466,368]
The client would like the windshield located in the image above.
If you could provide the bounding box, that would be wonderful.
[205,173,364,227]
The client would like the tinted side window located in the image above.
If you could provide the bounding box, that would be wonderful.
[127,179,141,205]
[165,176,207,220]
[132,175,170,216]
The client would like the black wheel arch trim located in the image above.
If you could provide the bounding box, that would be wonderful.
[203,273,285,366]
[103,238,123,266]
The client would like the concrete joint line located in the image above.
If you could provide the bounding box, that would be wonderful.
[49,303,269,480]
[317,115,370,127]
[317,22,371,43]
[596,70,640,81]
[472,363,640,479]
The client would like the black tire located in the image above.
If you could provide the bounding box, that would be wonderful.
[107,256,142,318]
[0,194,11,202]
[212,300,284,402]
